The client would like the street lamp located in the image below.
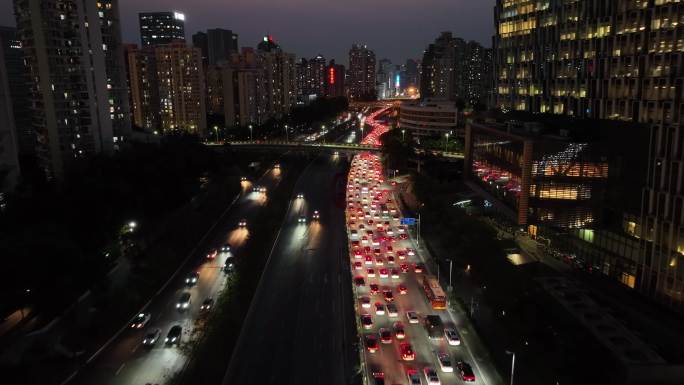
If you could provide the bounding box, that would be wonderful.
[447,258,453,291]
[284,124,289,141]
[506,350,516,385]
[128,221,137,230]
[249,124,253,141]
[213,125,219,143]
[401,129,405,142]
[444,132,450,152]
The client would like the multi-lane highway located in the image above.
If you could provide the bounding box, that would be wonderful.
[222,151,357,385]
[345,108,502,385]
[68,163,289,385]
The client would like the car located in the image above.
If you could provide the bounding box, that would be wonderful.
[312,210,320,220]
[371,368,385,385]
[379,268,389,278]
[366,334,379,353]
[200,297,214,311]
[354,261,363,270]
[206,249,218,259]
[387,256,395,265]
[240,176,247,182]
[397,251,407,260]
[369,284,380,295]
[400,342,415,360]
[456,362,476,382]
[223,260,235,273]
[387,303,398,317]
[375,302,385,315]
[361,314,373,329]
[414,263,425,273]
[399,233,409,240]
[398,284,408,294]
[437,352,453,372]
[390,268,400,279]
[297,193,304,199]
[379,328,392,344]
[238,219,247,227]
[406,311,419,324]
[142,328,161,346]
[406,247,416,256]
[444,328,461,346]
[130,313,151,329]
[375,257,384,266]
[176,292,191,310]
[185,271,199,286]
[365,255,374,265]
[367,268,376,278]
[423,367,441,385]
[394,322,406,339]
[400,263,410,273]
[298,215,306,224]
[360,296,371,308]
[354,276,365,286]
[220,243,231,252]
[406,369,422,385]
[383,290,394,302]
[274,163,280,169]
[165,325,182,346]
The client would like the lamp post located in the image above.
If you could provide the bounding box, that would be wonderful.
[444,132,450,152]
[506,350,516,385]
[213,125,219,143]
[249,124,253,141]
[401,129,405,142]
[448,258,453,291]
[284,124,289,141]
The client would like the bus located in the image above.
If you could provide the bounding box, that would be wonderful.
[422,275,447,310]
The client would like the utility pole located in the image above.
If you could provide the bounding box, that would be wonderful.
[448,259,453,291]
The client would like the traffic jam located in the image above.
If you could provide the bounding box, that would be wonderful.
[346,108,481,385]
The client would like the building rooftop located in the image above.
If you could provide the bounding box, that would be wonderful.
[474,110,647,143]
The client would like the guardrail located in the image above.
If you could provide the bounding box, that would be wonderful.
[206,140,381,152]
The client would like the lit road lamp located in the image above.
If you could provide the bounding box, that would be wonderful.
[401,129,405,142]
[128,221,137,232]
[444,132,450,152]
[213,125,219,143]
[248,124,253,141]
[284,124,289,141]
[506,350,516,385]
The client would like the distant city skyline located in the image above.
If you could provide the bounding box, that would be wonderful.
[0,0,495,65]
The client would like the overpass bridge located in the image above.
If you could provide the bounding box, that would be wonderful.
[205,140,464,160]
[206,140,381,153]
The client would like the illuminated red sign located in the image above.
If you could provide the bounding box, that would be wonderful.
[329,67,335,85]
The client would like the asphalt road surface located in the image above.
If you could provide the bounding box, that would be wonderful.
[68,162,289,385]
[347,153,502,385]
[222,152,355,385]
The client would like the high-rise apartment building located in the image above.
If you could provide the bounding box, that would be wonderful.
[295,54,327,99]
[192,31,208,66]
[13,0,128,179]
[139,11,185,47]
[0,28,21,191]
[492,0,684,311]
[348,44,376,99]
[127,41,205,135]
[127,46,159,131]
[0,27,32,158]
[220,48,266,127]
[420,32,465,101]
[155,42,206,135]
[207,29,238,65]
[463,41,493,108]
[257,36,296,118]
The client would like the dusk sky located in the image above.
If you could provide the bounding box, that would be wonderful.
[0,0,495,65]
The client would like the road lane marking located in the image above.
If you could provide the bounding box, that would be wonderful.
[115,363,126,376]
